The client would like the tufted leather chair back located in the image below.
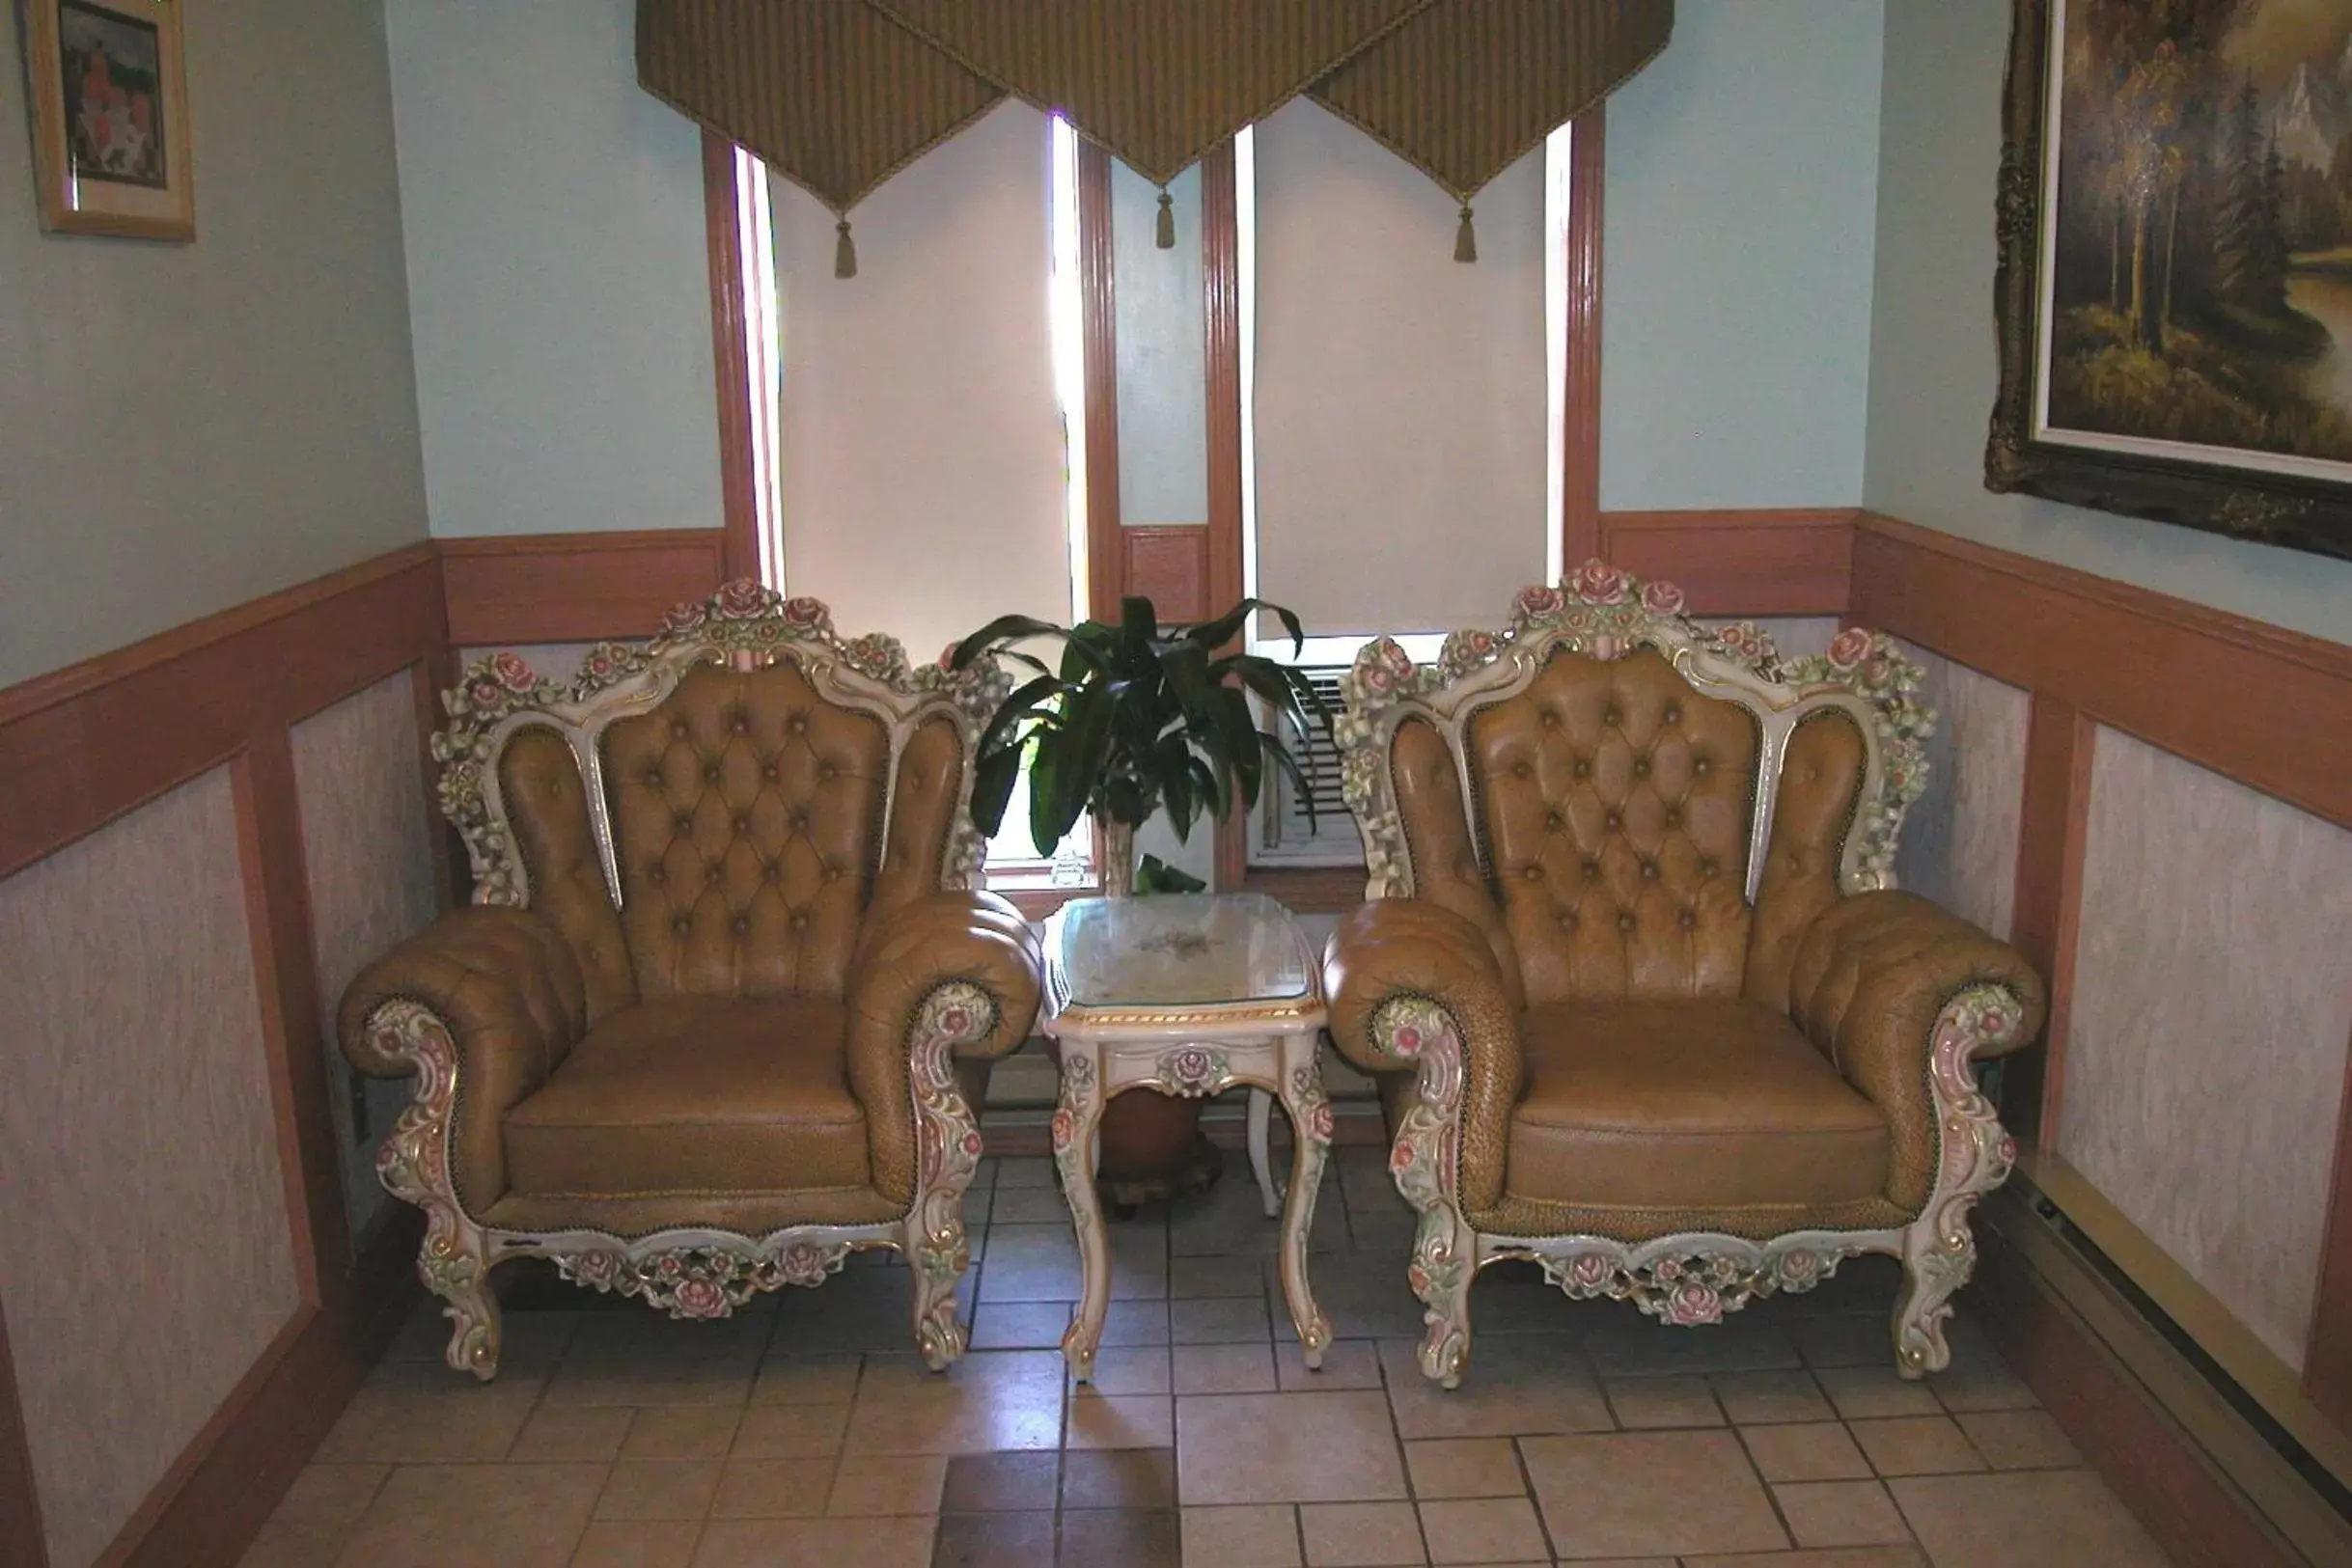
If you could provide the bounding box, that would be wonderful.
[1462,648,1759,1003]
[601,660,890,1002]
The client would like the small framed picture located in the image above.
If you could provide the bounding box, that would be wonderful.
[21,0,195,240]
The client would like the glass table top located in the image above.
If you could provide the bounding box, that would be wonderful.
[1046,892,1315,1011]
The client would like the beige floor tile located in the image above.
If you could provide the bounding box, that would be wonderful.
[688,1514,935,1567]
[975,1224,1084,1301]
[1739,1421,1873,1483]
[844,1351,1065,1453]
[731,1402,848,1458]
[1174,1294,1273,1343]
[991,1184,1074,1224]
[1682,1546,1924,1565]
[1891,1470,2170,1566]
[1605,1374,1726,1428]
[513,1406,637,1463]
[707,1456,834,1518]
[622,1406,742,1459]
[827,1452,948,1514]
[235,1521,346,1567]
[1283,1337,1383,1390]
[1301,1500,1427,1564]
[1403,1438,1524,1499]
[1112,1221,1174,1301]
[1798,1314,1898,1370]
[1183,1503,1304,1567]
[1521,1430,1788,1559]
[1928,1361,2039,1416]
[568,1520,703,1567]
[1081,1345,1175,1395]
[313,1381,545,1463]
[1814,1366,1941,1420]
[1582,1314,1802,1377]
[1379,1337,1612,1440]
[1174,1253,1274,1299]
[1955,1409,2081,1470]
[595,1460,722,1522]
[996,1156,1057,1188]
[337,1462,605,1567]
[1178,1391,1410,1505]
[970,1300,1074,1350]
[268,1463,388,1525]
[1849,1416,1985,1477]
[1713,1370,1836,1425]
[1773,1480,1913,1548]
[749,1352,864,1405]
[1068,1391,1173,1448]
[1176,1341,1279,1393]
[1103,1298,1176,1345]
[1419,1496,1548,1562]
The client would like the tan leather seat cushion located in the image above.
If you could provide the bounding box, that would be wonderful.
[505,996,870,1197]
[1507,998,1889,1211]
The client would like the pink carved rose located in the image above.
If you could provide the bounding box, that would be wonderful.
[1776,1250,1819,1287]
[489,650,537,692]
[660,600,706,634]
[1652,1257,1683,1283]
[780,1242,829,1285]
[938,642,962,672]
[1826,626,1873,670]
[1389,1138,1416,1173]
[717,580,768,619]
[1568,560,1629,603]
[1640,579,1686,616]
[938,1006,973,1038]
[1564,1253,1614,1289]
[469,679,504,709]
[1050,1108,1075,1152]
[782,595,830,627]
[962,1130,984,1159]
[1517,584,1566,618]
[572,1251,618,1287]
[1169,1048,1214,1085]
[1407,1261,1431,1294]
[1998,1135,2019,1165]
[673,1278,729,1318]
[1664,1281,1724,1325]
[1390,1024,1424,1059]
[1307,1101,1335,1142]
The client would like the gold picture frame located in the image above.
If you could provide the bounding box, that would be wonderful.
[22,0,195,240]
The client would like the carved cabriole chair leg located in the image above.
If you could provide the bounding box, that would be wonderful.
[1894,982,2029,1379]
[1371,994,1478,1389]
[903,981,996,1371]
[367,1000,505,1381]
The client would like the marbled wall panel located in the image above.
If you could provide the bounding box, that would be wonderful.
[293,672,442,1241]
[2061,727,2352,1370]
[1893,646,2028,938]
[0,768,301,1568]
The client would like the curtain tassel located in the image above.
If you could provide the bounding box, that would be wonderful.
[1155,186,1175,249]
[1453,203,1478,263]
[834,217,858,280]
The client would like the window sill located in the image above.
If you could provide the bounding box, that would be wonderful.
[1242,863,1367,913]
[987,878,1102,919]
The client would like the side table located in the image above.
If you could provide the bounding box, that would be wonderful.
[1040,892,1335,1383]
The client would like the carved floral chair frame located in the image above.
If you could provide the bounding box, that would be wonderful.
[1336,563,2033,1386]
[360,585,1014,1377]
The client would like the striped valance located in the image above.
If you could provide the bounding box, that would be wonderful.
[637,0,1673,266]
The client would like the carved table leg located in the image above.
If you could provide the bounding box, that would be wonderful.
[1054,1042,1112,1384]
[1248,1088,1283,1219]
[1273,1039,1334,1369]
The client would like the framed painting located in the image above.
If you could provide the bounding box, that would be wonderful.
[1991,0,2352,561]
[20,0,195,239]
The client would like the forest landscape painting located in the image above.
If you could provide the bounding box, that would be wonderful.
[1991,0,2352,560]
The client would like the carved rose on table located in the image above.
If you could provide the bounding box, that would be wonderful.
[1306,1101,1335,1142]
[1163,1048,1219,1088]
[1568,560,1629,603]
[672,1278,730,1318]
[1826,626,1874,670]
[1050,1108,1075,1152]
[1664,1281,1725,1325]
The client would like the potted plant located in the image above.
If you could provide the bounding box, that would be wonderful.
[951,596,1323,895]
[951,595,1327,1203]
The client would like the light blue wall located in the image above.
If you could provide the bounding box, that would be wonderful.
[385,0,721,537]
[1600,0,1888,510]
[1864,0,2352,642]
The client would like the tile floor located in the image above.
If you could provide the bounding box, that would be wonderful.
[242,1143,2172,1567]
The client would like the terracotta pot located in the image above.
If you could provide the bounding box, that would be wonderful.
[1093,1089,1202,1181]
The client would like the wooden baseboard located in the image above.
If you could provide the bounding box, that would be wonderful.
[111,1210,421,1568]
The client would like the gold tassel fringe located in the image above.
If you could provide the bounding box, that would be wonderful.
[835,218,858,279]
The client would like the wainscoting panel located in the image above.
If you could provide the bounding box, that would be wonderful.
[2060,727,2352,1371]
[455,643,599,686]
[291,671,441,1244]
[0,767,301,1568]
[1895,648,2029,940]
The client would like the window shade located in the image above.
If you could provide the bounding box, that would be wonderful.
[1251,97,1549,636]
[770,101,1070,661]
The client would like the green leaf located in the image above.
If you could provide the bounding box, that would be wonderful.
[970,742,1024,836]
[1213,686,1262,808]
[1134,854,1207,894]
[952,614,1099,673]
[1180,596,1306,655]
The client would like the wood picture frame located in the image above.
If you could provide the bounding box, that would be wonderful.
[1989,0,2352,563]
[20,0,195,240]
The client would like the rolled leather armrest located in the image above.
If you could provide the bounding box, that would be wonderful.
[1325,898,1525,1212]
[1787,889,2047,1126]
[338,905,589,1211]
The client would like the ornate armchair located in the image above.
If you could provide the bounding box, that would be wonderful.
[1324,564,2045,1388]
[341,584,1042,1379]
